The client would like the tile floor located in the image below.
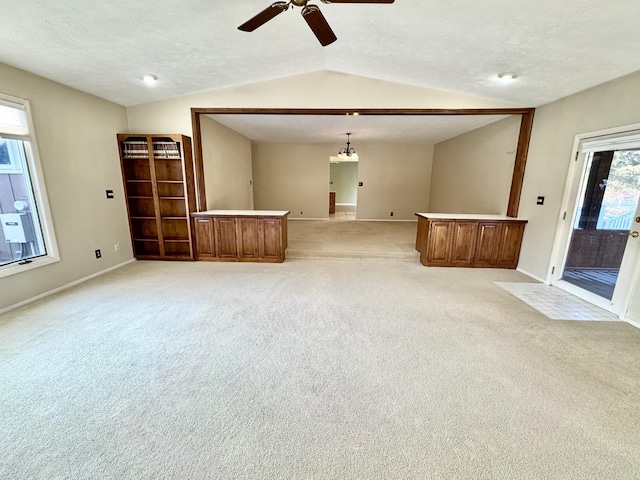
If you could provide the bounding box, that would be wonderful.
[329,212,356,221]
[495,282,619,321]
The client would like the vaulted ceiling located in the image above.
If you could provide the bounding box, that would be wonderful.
[206,113,512,144]
[1,0,639,108]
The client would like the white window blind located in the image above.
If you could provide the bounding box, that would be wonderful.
[0,99,29,138]
[581,131,640,153]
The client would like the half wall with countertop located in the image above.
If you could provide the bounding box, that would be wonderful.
[415,213,527,268]
[191,210,289,263]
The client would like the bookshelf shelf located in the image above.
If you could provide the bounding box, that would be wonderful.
[118,134,203,260]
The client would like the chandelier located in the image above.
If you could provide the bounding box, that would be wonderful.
[337,133,359,162]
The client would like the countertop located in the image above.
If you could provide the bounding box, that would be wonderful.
[192,210,290,217]
[415,213,527,221]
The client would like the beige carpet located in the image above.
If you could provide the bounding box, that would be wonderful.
[1,260,640,479]
[287,220,419,260]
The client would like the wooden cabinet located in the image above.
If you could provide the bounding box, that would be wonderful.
[416,215,527,269]
[474,222,501,267]
[424,221,454,266]
[215,217,239,259]
[450,221,477,266]
[236,217,259,259]
[260,218,284,260]
[495,221,526,268]
[193,217,215,259]
[118,134,204,260]
[192,211,289,263]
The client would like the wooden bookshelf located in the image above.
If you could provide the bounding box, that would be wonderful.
[117,134,203,260]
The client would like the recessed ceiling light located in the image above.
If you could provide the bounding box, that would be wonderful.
[142,74,158,86]
[497,72,518,81]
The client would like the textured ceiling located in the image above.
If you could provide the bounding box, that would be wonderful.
[1,0,640,108]
[207,114,511,144]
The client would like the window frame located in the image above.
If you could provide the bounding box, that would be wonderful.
[0,92,59,278]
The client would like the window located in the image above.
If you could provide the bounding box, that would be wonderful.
[0,94,58,277]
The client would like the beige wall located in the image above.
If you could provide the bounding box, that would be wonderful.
[200,117,253,210]
[330,162,358,204]
[252,143,330,218]
[518,70,640,288]
[252,142,432,220]
[0,62,131,311]
[430,116,521,215]
[356,143,433,220]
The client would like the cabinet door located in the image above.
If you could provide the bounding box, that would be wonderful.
[215,217,238,258]
[194,218,215,259]
[236,217,259,259]
[259,218,283,260]
[424,221,454,266]
[474,222,501,267]
[450,221,477,266]
[494,222,526,269]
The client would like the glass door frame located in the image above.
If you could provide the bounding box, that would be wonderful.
[548,123,640,319]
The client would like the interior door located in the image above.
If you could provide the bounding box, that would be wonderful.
[553,144,640,316]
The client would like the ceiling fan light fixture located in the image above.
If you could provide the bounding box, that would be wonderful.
[238,0,395,46]
[497,72,518,81]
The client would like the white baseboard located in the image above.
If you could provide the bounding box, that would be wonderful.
[516,267,548,284]
[0,259,136,315]
[624,318,640,330]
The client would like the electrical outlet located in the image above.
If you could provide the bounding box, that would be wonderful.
[95,249,102,259]
[114,243,120,252]
[105,189,114,199]
[390,212,394,217]
[536,196,545,205]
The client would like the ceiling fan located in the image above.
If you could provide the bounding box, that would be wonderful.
[238,0,395,47]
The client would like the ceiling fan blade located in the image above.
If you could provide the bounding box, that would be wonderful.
[238,2,289,32]
[321,0,395,3]
[302,5,337,47]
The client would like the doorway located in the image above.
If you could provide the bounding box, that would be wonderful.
[329,159,358,220]
[552,130,640,317]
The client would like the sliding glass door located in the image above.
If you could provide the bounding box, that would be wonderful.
[554,132,640,316]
